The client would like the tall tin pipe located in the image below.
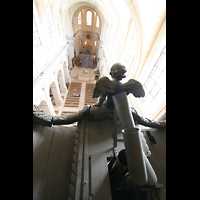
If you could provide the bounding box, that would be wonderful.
[124,152,157,187]
[112,92,147,186]
[112,92,135,129]
[111,149,128,175]
[122,127,147,186]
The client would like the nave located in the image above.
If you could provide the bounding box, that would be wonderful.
[33,1,166,198]
[54,79,98,121]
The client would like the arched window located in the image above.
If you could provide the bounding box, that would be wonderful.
[140,46,166,117]
[78,12,81,24]
[33,14,42,48]
[56,14,61,35]
[121,21,137,76]
[96,15,99,27]
[46,12,53,39]
[87,10,92,25]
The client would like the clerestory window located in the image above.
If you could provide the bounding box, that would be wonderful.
[46,13,53,39]
[96,15,99,27]
[33,14,42,48]
[56,14,61,35]
[140,46,166,116]
[78,12,81,24]
[87,10,92,26]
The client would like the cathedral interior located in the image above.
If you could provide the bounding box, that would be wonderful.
[33,0,166,199]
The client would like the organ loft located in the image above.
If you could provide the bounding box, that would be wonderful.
[33,63,166,200]
[33,0,166,199]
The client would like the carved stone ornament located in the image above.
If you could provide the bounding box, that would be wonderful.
[86,34,90,39]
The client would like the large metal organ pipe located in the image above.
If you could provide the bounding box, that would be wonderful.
[112,92,157,187]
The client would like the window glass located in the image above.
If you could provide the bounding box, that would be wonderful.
[46,13,53,39]
[121,22,137,76]
[33,15,42,48]
[56,14,61,35]
[87,10,92,25]
[96,15,99,27]
[140,46,166,114]
[78,12,81,24]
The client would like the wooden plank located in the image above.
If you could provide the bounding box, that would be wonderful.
[64,104,79,106]
[34,126,77,200]
[84,100,97,103]
[73,119,115,199]
[33,126,55,200]
[65,101,79,104]
[65,101,80,104]
[90,155,112,200]
[87,120,113,155]
[65,99,79,101]
[65,102,80,105]
[64,105,79,107]
[66,95,80,97]
[33,122,44,157]
[84,98,97,100]
[82,126,89,200]
[65,98,80,101]
[68,91,81,92]
[84,100,97,102]
[82,119,113,199]
[67,93,81,95]
[66,95,81,97]
[61,112,76,116]
[52,127,77,200]
[75,121,85,200]
[37,126,65,200]
[150,129,166,173]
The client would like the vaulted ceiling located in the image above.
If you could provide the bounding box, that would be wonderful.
[35,0,166,59]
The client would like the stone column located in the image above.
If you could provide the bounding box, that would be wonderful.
[66,36,75,70]
[58,70,67,93]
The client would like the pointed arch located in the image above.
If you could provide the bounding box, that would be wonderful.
[39,100,51,115]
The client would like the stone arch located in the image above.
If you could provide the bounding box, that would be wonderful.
[49,81,62,106]
[39,100,51,115]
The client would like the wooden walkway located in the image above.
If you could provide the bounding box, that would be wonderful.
[84,83,98,106]
[33,118,166,200]
[74,119,114,200]
[64,82,82,107]
[33,122,77,200]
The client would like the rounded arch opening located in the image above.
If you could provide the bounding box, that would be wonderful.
[49,81,62,106]
[39,100,51,115]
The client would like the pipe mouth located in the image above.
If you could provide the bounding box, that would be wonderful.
[118,149,127,166]
[122,127,139,134]
[111,173,124,190]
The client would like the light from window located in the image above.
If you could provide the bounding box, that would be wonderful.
[78,12,81,24]
[122,23,137,75]
[46,13,53,39]
[33,15,42,48]
[96,15,99,27]
[140,46,166,115]
[87,10,92,25]
[56,14,61,35]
